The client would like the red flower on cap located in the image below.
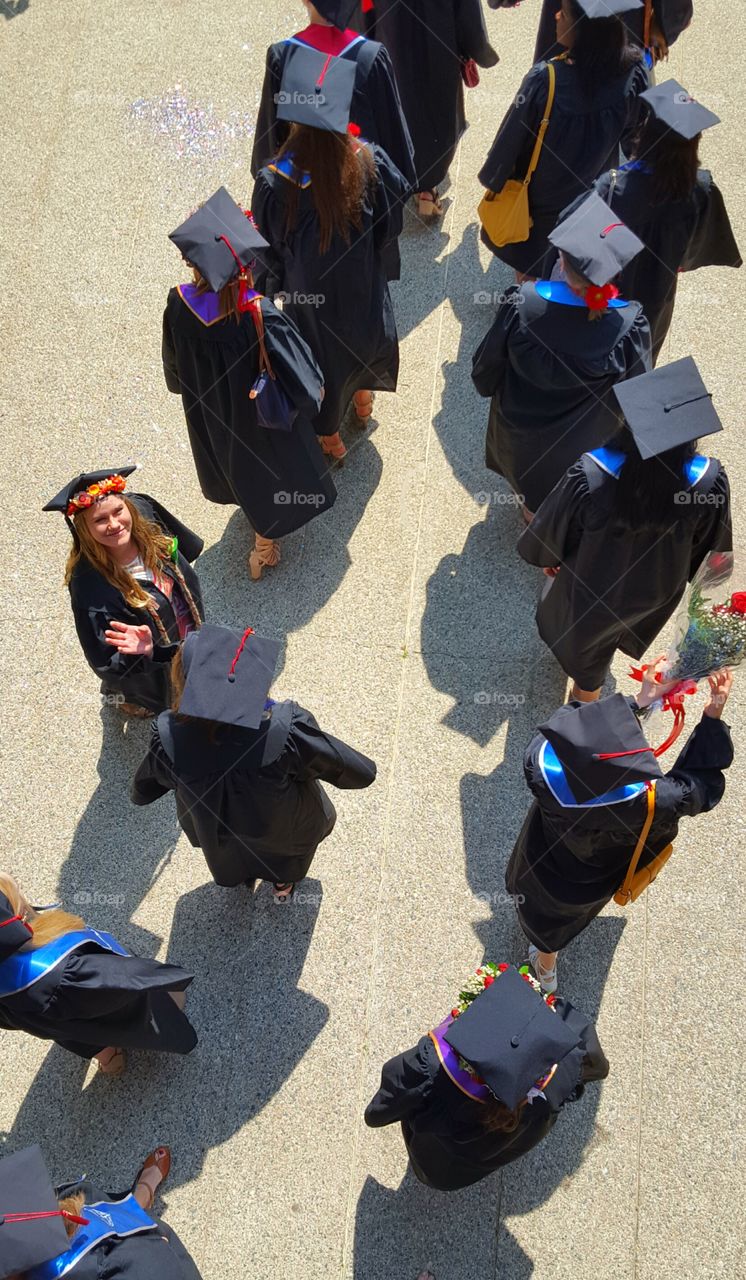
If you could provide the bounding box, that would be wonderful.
[483,975,495,987]
[451,1008,460,1018]
[497,963,509,972]
[584,282,619,312]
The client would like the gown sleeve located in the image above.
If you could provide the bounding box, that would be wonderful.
[249,172,286,300]
[455,0,499,66]
[286,705,377,789]
[162,298,181,394]
[663,713,734,817]
[364,1038,436,1127]
[478,62,549,192]
[620,308,653,379]
[363,45,417,189]
[620,58,650,157]
[471,288,523,397]
[250,45,286,178]
[260,301,325,418]
[131,723,177,806]
[134,493,204,563]
[680,172,743,272]
[657,0,694,44]
[49,951,194,1020]
[517,461,589,568]
[689,466,732,578]
[369,144,409,255]
[71,595,178,686]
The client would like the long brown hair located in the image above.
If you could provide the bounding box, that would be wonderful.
[277,124,376,253]
[63,497,201,641]
[58,1192,86,1238]
[633,115,701,202]
[170,647,222,741]
[480,1098,525,1133]
[191,265,256,322]
[0,874,85,949]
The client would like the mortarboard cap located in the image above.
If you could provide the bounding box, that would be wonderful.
[276,44,357,134]
[178,624,280,731]
[0,1147,73,1279]
[312,0,361,24]
[169,187,269,292]
[572,0,643,17]
[539,694,662,805]
[42,466,137,518]
[640,79,720,140]
[444,966,583,1111]
[613,356,723,459]
[549,191,644,286]
[0,891,33,962]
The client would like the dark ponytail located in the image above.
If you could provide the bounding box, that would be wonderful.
[633,114,701,203]
[607,426,697,530]
[567,0,640,97]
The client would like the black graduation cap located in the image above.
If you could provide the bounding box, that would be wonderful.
[549,191,644,286]
[276,44,357,134]
[42,465,137,518]
[178,624,281,730]
[0,1146,73,1279]
[313,0,361,24]
[0,891,33,962]
[613,356,723,460]
[572,0,642,17]
[539,694,662,805]
[640,79,720,140]
[443,966,583,1111]
[169,187,269,292]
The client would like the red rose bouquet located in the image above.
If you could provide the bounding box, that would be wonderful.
[661,551,746,683]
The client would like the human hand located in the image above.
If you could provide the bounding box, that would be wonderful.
[104,620,154,657]
[703,668,733,719]
[543,566,560,578]
[635,656,685,709]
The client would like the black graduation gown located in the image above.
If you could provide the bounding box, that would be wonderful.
[534,0,693,62]
[162,289,337,536]
[131,700,377,887]
[50,1182,203,1279]
[518,451,732,688]
[369,0,498,191]
[0,937,196,1059]
[471,285,651,512]
[478,55,648,276]
[590,166,742,362]
[68,494,204,715]
[506,707,733,953]
[251,142,406,436]
[364,999,609,1190]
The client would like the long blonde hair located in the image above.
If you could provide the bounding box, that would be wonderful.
[63,496,202,641]
[58,1192,86,1238]
[0,874,85,949]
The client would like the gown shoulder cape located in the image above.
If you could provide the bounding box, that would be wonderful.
[131,699,377,887]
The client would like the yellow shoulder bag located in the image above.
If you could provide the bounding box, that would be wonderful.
[614,781,674,906]
[478,60,556,250]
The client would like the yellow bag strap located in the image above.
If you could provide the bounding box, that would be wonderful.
[523,60,556,186]
[617,781,657,903]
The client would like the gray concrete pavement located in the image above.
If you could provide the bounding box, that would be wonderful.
[1,2,744,1277]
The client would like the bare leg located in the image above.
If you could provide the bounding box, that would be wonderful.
[570,682,602,703]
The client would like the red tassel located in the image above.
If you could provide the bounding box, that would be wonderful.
[362,0,374,10]
[237,270,253,313]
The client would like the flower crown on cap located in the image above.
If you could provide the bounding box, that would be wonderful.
[66,473,127,517]
[450,961,558,1019]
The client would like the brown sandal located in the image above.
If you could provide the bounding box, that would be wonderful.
[319,432,347,464]
[248,535,281,582]
[96,1046,126,1076]
[272,882,296,904]
[119,702,154,719]
[417,189,442,218]
[133,1145,171,1210]
[352,391,375,421]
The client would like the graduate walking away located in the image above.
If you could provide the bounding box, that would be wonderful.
[44,467,203,718]
[588,81,741,362]
[0,1144,204,1280]
[252,43,407,461]
[472,192,651,517]
[163,187,336,582]
[507,676,734,994]
[251,0,415,214]
[519,358,732,701]
[0,877,197,1077]
[534,0,693,64]
[479,0,646,279]
[365,963,608,1189]
[368,0,498,218]
[131,625,376,903]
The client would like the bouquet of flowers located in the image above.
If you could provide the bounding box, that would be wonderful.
[662,551,746,683]
[450,962,557,1019]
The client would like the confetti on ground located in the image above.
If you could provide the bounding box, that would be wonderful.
[128,86,256,161]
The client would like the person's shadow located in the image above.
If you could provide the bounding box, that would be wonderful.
[4,882,328,1194]
[1,0,30,19]
[352,919,625,1280]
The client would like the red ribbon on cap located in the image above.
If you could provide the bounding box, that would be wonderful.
[600,222,625,238]
[215,235,255,312]
[1,1210,90,1226]
[316,53,333,87]
[0,913,32,934]
[228,627,255,679]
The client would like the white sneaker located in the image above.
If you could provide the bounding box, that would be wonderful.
[528,945,558,995]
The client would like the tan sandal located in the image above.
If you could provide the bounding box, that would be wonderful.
[96,1046,126,1076]
[318,432,347,464]
[133,1145,171,1210]
[248,535,281,581]
[119,702,154,719]
[417,189,442,218]
[352,391,374,421]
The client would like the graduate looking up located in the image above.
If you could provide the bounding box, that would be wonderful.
[472,192,651,520]
[365,0,498,218]
[0,876,197,1077]
[0,1144,205,1280]
[43,467,204,719]
[251,0,416,221]
[364,963,608,1189]
[479,0,647,281]
[518,357,732,702]
[252,43,407,463]
[163,187,336,581]
[131,625,377,904]
[506,676,734,994]
[585,80,741,363]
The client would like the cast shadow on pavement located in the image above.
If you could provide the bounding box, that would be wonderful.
[1,0,30,18]
[352,920,624,1280]
[5,882,328,1195]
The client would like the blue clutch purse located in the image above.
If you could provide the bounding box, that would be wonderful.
[248,298,298,432]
